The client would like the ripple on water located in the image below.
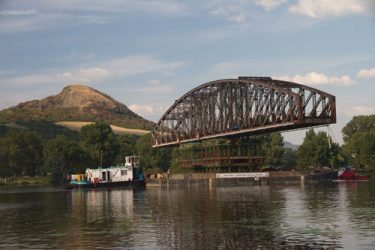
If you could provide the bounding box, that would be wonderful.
[0,183,375,249]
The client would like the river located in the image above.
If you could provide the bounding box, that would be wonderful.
[0,181,375,249]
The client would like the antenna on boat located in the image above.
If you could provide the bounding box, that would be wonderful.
[326,125,337,147]
[327,127,332,149]
[326,125,336,168]
[100,150,103,167]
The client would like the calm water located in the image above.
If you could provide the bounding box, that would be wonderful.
[1,182,375,249]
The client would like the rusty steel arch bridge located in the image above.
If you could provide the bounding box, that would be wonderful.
[152,77,336,148]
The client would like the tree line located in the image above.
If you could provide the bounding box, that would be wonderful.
[264,129,344,171]
[264,114,375,175]
[0,122,170,182]
[0,114,374,181]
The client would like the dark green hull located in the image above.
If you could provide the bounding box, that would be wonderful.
[66,179,145,189]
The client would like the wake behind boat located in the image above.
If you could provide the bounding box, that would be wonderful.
[67,156,145,189]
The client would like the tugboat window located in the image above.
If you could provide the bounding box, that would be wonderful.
[121,170,127,176]
[102,171,107,181]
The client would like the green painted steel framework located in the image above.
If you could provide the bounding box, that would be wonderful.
[152,77,336,148]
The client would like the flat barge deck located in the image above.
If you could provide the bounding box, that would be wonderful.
[146,171,338,187]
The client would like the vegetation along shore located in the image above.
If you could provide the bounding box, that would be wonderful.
[0,85,374,185]
[1,115,374,186]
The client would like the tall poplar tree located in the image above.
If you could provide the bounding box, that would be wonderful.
[264,132,285,167]
[80,122,119,167]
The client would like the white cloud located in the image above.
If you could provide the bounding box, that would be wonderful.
[0,10,109,32]
[61,68,109,82]
[255,0,288,11]
[344,105,375,116]
[129,104,156,115]
[0,9,37,16]
[0,18,37,32]
[0,0,184,32]
[0,55,186,86]
[289,0,367,18]
[38,0,185,14]
[208,0,288,24]
[129,103,168,118]
[77,15,109,24]
[103,55,185,77]
[357,67,375,78]
[135,80,175,94]
[129,103,167,118]
[228,12,246,24]
[149,79,161,85]
[3,0,185,14]
[276,72,354,86]
[209,4,247,24]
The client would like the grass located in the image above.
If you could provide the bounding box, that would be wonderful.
[0,176,52,186]
[4,122,28,130]
[55,121,150,136]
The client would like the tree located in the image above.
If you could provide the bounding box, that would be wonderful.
[342,115,375,174]
[43,135,90,181]
[0,123,7,136]
[342,115,375,143]
[136,133,172,174]
[297,129,317,169]
[115,134,137,163]
[343,132,375,174]
[80,122,119,167]
[0,130,43,177]
[329,141,345,168]
[0,137,12,177]
[283,148,297,170]
[264,132,285,166]
[297,129,341,169]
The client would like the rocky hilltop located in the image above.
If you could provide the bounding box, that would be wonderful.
[0,85,154,130]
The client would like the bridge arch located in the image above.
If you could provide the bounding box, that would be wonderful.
[152,77,336,147]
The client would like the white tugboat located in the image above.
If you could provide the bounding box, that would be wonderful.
[68,156,145,189]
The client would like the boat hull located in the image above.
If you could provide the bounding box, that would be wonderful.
[338,169,369,181]
[66,180,145,189]
[338,176,369,181]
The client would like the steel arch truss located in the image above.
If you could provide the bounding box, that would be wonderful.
[152,77,336,147]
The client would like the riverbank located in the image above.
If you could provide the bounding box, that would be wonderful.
[0,176,52,186]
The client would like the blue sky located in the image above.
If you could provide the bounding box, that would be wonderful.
[0,0,374,144]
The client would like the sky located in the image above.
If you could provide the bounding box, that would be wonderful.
[0,0,374,145]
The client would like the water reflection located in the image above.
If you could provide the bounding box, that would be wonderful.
[146,185,338,249]
[0,183,375,249]
[340,182,375,249]
[280,185,342,249]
